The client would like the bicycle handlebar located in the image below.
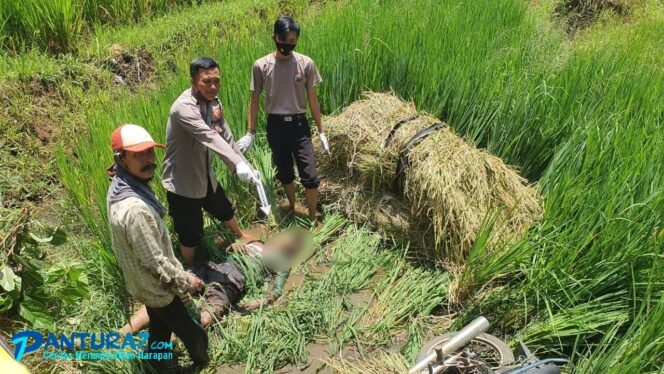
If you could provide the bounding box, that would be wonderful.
[408,316,490,374]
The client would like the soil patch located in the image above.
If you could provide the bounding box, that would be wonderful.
[344,289,374,310]
[283,271,306,294]
[275,342,332,374]
[556,0,628,34]
[106,45,156,89]
[217,342,333,374]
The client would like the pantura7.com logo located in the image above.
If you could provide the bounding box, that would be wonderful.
[11,330,173,362]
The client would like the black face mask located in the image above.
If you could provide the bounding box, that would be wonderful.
[275,42,296,56]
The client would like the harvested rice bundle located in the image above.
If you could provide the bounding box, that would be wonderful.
[322,92,437,191]
[318,166,425,252]
[317,92,541,264]
[323,352,409,373]
[402,128,541,261]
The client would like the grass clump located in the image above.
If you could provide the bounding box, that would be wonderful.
[0,0,222,53]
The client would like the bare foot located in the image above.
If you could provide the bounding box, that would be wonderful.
[278,201,295,213]
[200,311,212,328]
[293,202,308,216]
[237,232,256,244]
[212,235,229,249]
[309,214,323,229]
[239,295,276,311]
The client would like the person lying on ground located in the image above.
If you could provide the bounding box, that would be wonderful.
[120,229,310,335]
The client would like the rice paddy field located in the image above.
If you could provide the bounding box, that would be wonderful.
[1,0,664,372]
[0,0,223,53]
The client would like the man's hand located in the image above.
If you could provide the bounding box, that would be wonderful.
[236,161,259,183]
[190,275,204,291]
[236,133,254,153]
[319,132,330,155]
[227,243,248,254]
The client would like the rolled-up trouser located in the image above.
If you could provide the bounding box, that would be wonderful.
[201,282,242,319]
[266,113,320,189]
[192,260,245,319]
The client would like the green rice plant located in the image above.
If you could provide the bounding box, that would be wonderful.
[210,273,331,370]
[574,294,664,373]
[452,213,533,304]
[53,0,664,369]
[399,316,429,362]
[204,227,445,372]
[306,0,567,179]
[79,0,181,25]
[1,0,83,53]
[310,212,347,247]
[320,228,383,294]
[227,251,269,299]
[518,296,630,357]
[320,0,664,364]
[0,0,223,53]
[357,258,449,346]
[223,308,315,371]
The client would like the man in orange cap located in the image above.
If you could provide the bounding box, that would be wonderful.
[106,124,209,372]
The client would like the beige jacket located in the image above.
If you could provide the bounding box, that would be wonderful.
[107,196,196,307]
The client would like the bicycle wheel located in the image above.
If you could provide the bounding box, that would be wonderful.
[415,332,515,373]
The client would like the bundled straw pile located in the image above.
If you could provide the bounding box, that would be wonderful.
[316,92,541,264]
[323,352,409,373]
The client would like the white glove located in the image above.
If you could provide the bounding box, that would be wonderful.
[319,132,330,155]
[236,161,258,183]
[236,133,254,154]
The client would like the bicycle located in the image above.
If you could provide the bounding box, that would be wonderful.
[409,317,570,374]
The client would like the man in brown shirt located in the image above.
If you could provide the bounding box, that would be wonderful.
[162,57,259,267]
[237,16,330,223]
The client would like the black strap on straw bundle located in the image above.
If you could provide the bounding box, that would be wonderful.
[393,122,447,193]
[383,114,420,148]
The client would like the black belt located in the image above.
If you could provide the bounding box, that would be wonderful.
[393,122,447,192]
[268,113,307,122]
